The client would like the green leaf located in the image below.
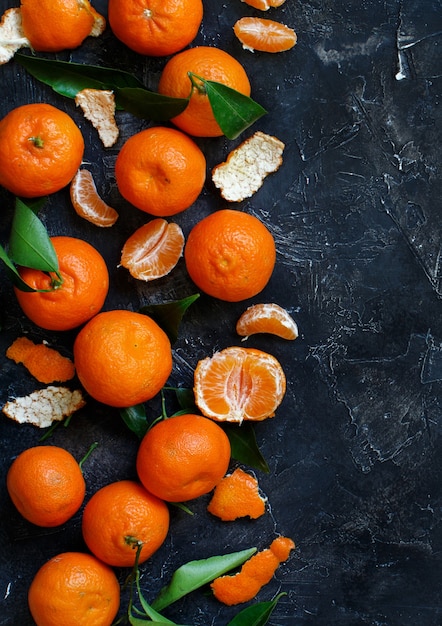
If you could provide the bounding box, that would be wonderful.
[152,547,257,612]
[15,54,188,119]
[9,198,59,272]
[223,422,270,473]
[0,243,35,291]
[120,404,149,440]
[139,293,200,344]
[191,74,267,139]
[116,87,189,120]
[134,571,184,625]
[227,593,287,626]
[15,53,144,100]
[174,387,198,412]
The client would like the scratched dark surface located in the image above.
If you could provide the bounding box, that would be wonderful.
[0,1,441,624]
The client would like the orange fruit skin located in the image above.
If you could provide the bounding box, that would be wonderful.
[14,236,109,332]
[73,309,173,408]
[136,413,231,502]
[108,0,203,57]
[158,46,251,137]
[184,209,276,302]
[115,126,206,216]
[82,480,170,567]
[20,0,104,52]
[6,446,85,527]
[207,467,266,521]
[28,551,120,626]
[0,103,84,198]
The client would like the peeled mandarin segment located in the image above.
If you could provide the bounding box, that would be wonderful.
[70,169,119,227]
[120,219,185,281]
[241,0,287,9]
[194,346,286,423]
[236,303,298,340]
[233,17,297,53]
[211,535,295,605]
[207,467,266,521]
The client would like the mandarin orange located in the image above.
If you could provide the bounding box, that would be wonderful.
[184,209,276,302]
[158,46,251,137]
[136,413,231,502]
[73,309,172,408]
[108,0,203,56]
[20,0,105,52]
[6,446,85,527]
[0,103,84,198]
[115,126,206,216]
[28,551,120,626]
[14,236,109,331]
[82,480,170,567]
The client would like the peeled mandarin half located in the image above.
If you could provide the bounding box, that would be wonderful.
[234,17,297,53]
[194,346,286,423]
[120,219,184,281]
[236,303,298,340]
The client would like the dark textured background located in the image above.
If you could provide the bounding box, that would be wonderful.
[0,1,441,624]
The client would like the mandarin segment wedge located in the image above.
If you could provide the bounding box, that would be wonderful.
[70,169,119,227]
[241,0,287,9]
[194,346,286,423]
[236,303,298,340]
[120,218,184,281]
[234,17,297,53]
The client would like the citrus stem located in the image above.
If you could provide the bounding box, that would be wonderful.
[28,135,44,148]
[78,441,98,472]
[187,71,207,96]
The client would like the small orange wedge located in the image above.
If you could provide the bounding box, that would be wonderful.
[241,0,286,10]
[234,17,297,53]
[194,346,286,423]
[120,218,184,281]
[236,303,298,340]
[207,467,267,521]
[70,169,119,227]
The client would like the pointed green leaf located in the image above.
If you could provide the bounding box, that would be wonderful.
[0,242,35,291]
[120,404,149,439]
[191,75,267,139]
[227,593,287,626]
[134,572,184,625]
[116,87,189,120]
[15,53,144,101]
[152,547,257,611]
[223,422,270,473]
[174,387,198,412]
[139,293,200,344]
[9,199,59,272]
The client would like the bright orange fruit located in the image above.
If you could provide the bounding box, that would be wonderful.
[115,126,206,216]
[158,46,251,137]
[236,303,298,340]
[108,0,203,56]
[120,219,184,282]
[233,17,297,53]
[28,552,120,626]
[70,169,119,227]
[194,346,286,423]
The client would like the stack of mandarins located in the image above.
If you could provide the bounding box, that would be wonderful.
[0,0,298,622]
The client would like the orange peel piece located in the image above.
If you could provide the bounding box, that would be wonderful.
[207,467,267,521]
[2,387,86,428]
[0,8,30,65]
[6,337,75,384]
[211,536,295,605]
[75,89,119,148]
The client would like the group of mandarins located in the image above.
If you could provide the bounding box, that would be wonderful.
[1,0,298,624]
